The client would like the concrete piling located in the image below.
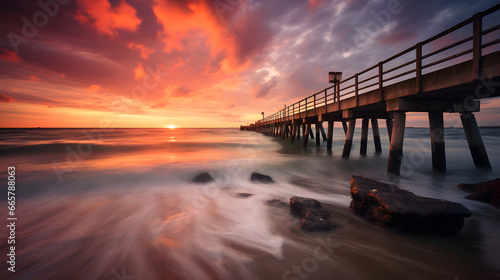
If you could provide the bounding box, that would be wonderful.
[428,112,446,172]
[371,118,382,153]
[342,119,356,158]
[460,112,491,169]
[387,112,406,175]
[360,118,369,156]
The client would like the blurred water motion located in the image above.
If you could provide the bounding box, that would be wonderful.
[0,127,499,279]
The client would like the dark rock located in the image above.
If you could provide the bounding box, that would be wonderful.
[236,193,253,198]
[290,196,322,218]
[192,172,214,184]
[300,211,336,232]
[290,196,335,232]
[266,199,288,208]
[458,178,500,207]
[350,176,471,235]
[465,190,495,203]
[250,172,274,184]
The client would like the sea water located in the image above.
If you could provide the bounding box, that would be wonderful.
[0,127,499,280]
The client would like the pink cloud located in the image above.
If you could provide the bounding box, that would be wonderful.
[0,94,14,103]
[87,84,101,91]
[0,48,20,62]
[74,0,142,36]
[128,43,153,59]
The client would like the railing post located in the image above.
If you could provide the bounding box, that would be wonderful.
[378,62,384,100]
[472,12,482,81]
[355,73,359,107]
[324,89,327,107]
[305,98,308,115]
[416,43,422,93]
[314,94,316,115]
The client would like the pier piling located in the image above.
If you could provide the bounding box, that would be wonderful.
[429,112,446,172]
[327,121,334,151]
[460,113,491,169]
[342,119,356,158]
[360,118,369,156]
[303,123,311,149]
[387,112,406,175]
[315,124,321,146]
[371,119,382,153]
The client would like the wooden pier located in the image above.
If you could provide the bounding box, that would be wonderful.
[241,4,500,175]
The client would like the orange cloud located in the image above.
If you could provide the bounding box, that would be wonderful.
[164,85,191,97]
[74,0,141,36]
[0,94,14,103]
[0,48,20,62]
[128,43,153,59]
[87,84,101,91]
[29,75,40,81]
[134,63,145,80]
[152,0,246,74]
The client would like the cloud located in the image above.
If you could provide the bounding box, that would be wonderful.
[165,85,192,97]
[134,63,145,80]
[0,94,14,103]
[74,0,142,36]
[151,101,170,109]
[0,48,20,62]
[128,43,153,59]
[87,84,101,91]
[255,76,279,99]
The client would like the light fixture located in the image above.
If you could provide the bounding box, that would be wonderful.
[328,72,343,83]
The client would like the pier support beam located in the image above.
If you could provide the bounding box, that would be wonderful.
[297,125,301,140]
[460,113,491,169]
[387,112,406,175]
[342,119,356,158]
[309,127,314,139]
[281,124,288,139]
[303,123,311,149]
[291,124,297,143]
[327,121,334,152]
[319,123,327,141]
[315,124,321,146]
[342,121,348,135]
[428,112,446,172]
[386,119,393,143]
[371,119,382,153]
[360,118,369,156]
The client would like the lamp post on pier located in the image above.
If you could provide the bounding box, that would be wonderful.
[328,71,343,102]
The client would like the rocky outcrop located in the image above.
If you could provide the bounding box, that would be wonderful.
[350,176,471,235]
[290,196,335,232]
[192,172,214,184]
[250,172,275,184]
[458,178,500,207]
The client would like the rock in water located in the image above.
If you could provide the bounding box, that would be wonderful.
[250,172,275,184]
[350,176,471,235]
[458,178,500,207]
[266,199,288,208]
[192,172,214,184]
[290,196,335,232]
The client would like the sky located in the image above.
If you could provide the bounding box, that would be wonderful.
[0,0,499,128]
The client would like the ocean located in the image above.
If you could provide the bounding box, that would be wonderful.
[0,127,499,280]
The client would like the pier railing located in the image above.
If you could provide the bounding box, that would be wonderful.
[255,4,500,125]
